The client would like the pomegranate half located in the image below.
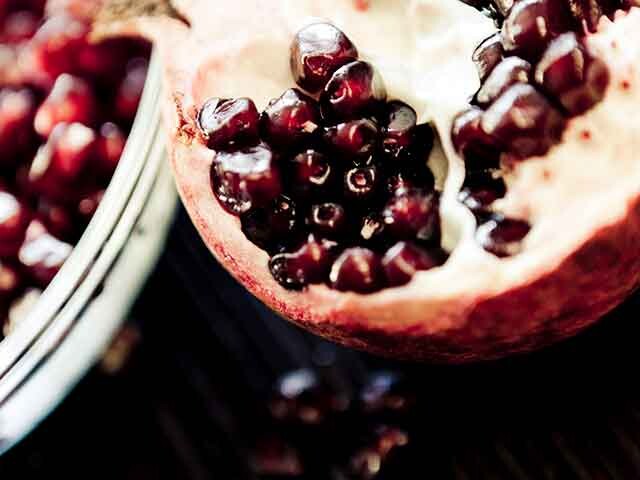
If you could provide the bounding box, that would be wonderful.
[94,0,640,362]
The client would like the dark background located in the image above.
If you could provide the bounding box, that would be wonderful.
[1,207,640,479]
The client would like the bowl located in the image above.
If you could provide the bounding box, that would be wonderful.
[0,51,177,454]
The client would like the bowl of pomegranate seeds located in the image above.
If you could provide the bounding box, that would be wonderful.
[0,0,177,449]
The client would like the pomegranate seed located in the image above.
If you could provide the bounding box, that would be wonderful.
[381,189,440,243]
[269,234,338,290]
[459,172,507,212]
[0,44,20,82]
[472,33,505,82]
[0,191,31,257]
[198,97,260,150]
[321,61,387,121]
[475,57,532,107]
[502,0,574,61]
[14,0,45,15]
[77,189,105,222]
[2,11,39,43]
[360,371,417,419]
[482,84,567,158]
[535,32,610,115]
[308,203,347,239]
[324,118,379,164]
[289,149,337,201]
[29,14,88,79]
[19,220,72,286]
[567,0,619,31]
[210,142,282,215]
[76,38,131,81]
[36,199,76,241]
[241,195,299,253]
[115,58,148,124]
[96,122,126,177]
[451,107,501,169]
[385,173,414,195]
[290,22,359,94]
[6,288,42,335]
[477,214,531,257]
[0,261,22,301]
[385,168,434,196]
[382,241,443,287]
[34,74,97,137]
[348,426,410,478]
[387,162,436,195]
[344,166,379,202]
[380,101,417,162]
[29,122,98,202]
[270,369,350,424]
[261,88,320,147]
[405,122,436,165]
[329,247,385,293]
[0,87,37,164]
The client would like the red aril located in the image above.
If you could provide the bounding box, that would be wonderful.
[28,14,88,80]
[0,87,37,165]
[18,220,72,286]
[321,61,387,122]
[0,190,31,258]
[535,32,610,115]
[210,142,282,215]
[28,122,98,202]
[34,74,97,137]
[114,57,148,124]
[95,122,126,177]
[291,22,359,94]
[1,11,39,44]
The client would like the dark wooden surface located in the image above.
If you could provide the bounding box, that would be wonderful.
[2,207,640,479]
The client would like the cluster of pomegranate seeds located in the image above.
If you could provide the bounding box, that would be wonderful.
[252,368,415,479]
[453,0,632,257]
[0,1,149,329]
[199,22,446,293]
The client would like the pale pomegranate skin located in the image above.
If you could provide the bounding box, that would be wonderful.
[94,0,640,362]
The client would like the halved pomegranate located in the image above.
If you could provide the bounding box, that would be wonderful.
[94,0,640,362]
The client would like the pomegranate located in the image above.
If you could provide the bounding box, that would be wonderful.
[93,0,640,362]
